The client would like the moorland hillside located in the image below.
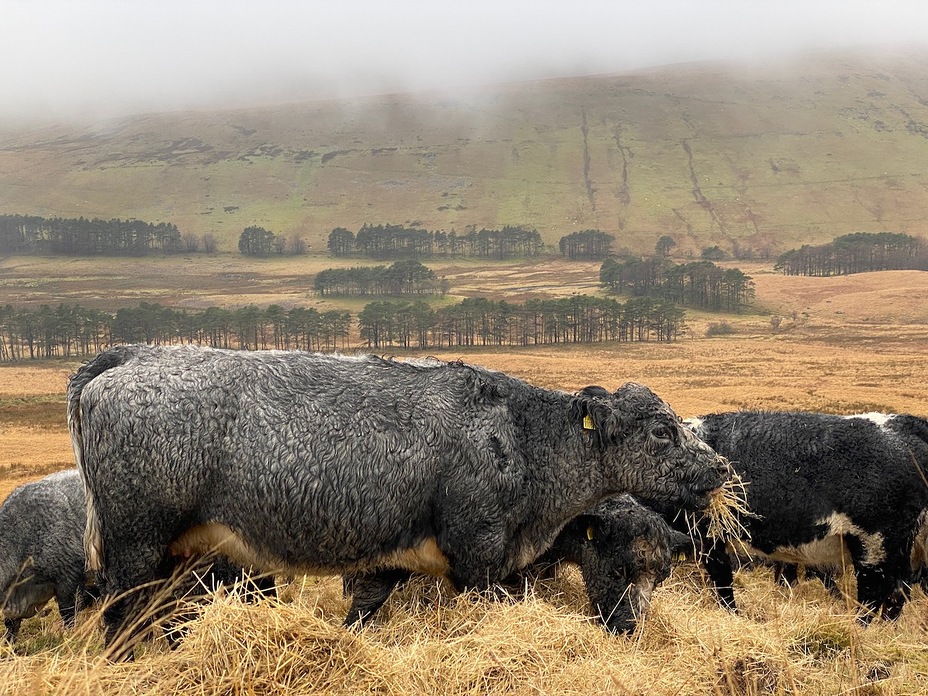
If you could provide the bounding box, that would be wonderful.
[3,49,928,256]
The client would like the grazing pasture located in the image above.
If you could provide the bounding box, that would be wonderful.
[0,257,927,693]
[2,331,928,693]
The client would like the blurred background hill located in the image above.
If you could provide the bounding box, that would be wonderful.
[3,50,928,257]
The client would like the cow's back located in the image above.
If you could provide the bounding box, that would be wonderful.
[73,345,532,575]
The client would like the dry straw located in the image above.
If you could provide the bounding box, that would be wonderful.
[687,458,758,559]
[1,568,927,695]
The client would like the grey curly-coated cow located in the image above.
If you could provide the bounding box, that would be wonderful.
[0,469,272,646]
[344,494,692,633]
[0,469,94,642]
[68,344,728,655]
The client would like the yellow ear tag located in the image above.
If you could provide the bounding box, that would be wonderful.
[582,415,596,430]
[674,552,687,562]
[586,526,595,541]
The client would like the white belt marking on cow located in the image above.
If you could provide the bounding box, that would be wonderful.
[683,417,703,432]
[740,512,885,568]
[843,412,896,428]
[170,522,451,577]
[378,538,451,576]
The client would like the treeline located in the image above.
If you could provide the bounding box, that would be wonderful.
[238,226,307,256]
[327,224,544,259]
[0,302,351,361]
[0,215,313,257]
[774,232,927,276]
[0,294,683,362]
[558,229,615,259]
[358,296,684,349]
[0,214,213,255]
[314,260,443,297]
[600,257,754,312]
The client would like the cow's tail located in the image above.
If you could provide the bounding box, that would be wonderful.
[67,346,137,577]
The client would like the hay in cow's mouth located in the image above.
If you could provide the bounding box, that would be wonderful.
[686,459,755,557]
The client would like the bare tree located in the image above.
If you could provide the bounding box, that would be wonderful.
[181,233,201,253]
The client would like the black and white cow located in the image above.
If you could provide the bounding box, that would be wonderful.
[683,411,928,620]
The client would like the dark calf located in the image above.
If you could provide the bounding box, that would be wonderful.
[344,495,691,633]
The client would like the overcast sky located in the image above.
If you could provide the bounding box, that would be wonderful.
[3,0,928,123]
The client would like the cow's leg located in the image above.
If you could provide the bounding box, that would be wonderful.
[436,500,515,595]
[854,566,896,622]
[773,562,799,587]
[157,555,199,650]
[808,566,840,596]
[445,545,506,595]
[343,569,412,626]
[98,534,172,659]
[4,617,22,643]
[882,580,911,621]
[55,570,86,630]
[856,566,910,622]
[55,589,77,630]
[850,541,909,622]
[101,596,137,659]
[702,539,737,611]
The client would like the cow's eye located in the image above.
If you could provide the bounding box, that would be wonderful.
[652,425,674,441]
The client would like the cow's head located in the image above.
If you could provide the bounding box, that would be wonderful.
[568,497,692,633]
[571,383,729,511]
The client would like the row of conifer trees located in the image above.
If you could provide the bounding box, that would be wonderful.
[0,294,683,362]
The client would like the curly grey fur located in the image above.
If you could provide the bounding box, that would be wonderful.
[68,344,727,649]
[0,470,90,642]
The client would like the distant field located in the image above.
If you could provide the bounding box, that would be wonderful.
[4,253,928,322]
[2,329,928,694]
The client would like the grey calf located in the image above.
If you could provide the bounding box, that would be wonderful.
[0,470,93,642]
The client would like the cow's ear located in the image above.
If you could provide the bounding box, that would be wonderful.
[577,516,600,543]
[669,529,694,562]
[570,387,613,441]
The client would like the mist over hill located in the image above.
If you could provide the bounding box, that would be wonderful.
[2,50,928,257]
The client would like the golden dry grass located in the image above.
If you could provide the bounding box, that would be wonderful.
[2,569,926,695]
